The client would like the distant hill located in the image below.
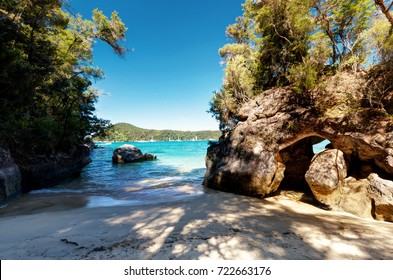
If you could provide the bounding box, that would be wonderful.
[95,122,222,142]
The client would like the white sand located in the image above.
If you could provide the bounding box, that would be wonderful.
[0,189,393,260]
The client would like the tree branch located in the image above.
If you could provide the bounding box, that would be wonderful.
[388,1,393,11]
[314,4,342,64]
[375,0,393,26]
[272,24,292,45]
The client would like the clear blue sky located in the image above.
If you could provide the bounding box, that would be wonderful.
[68,0,245,131]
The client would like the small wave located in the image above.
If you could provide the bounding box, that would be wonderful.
[95,142,113,145]
[135,176,183,187]
[86,196,141,207]
[86,192,204,208]
[30,188,85,194]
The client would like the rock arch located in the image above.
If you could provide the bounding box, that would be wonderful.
[278,136,329,191]
[203,86,393,222]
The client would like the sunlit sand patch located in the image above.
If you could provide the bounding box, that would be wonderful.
[105,210,148,226]
[304,233,370,259]
[261,243,286,258]
[197,236,262,259]
[180,218,219,236]
[291,221,371,259]
[175,184,202,194]
[326,242,369,259]
[146,226,175,254]
[137,208,185,233]
[172,243,188,255]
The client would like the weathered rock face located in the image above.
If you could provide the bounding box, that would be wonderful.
[0,148,22,204]
[305,149,347,207]
[367,174,393,222]
[112,145,157,164]
[340,177,372,219]
[15,144,92,192]
[304,149,373,218]
[205,138,285,196]
[279,137,314,189]
[204,72,393,222]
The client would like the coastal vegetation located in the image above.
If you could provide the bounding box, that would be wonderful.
[204,0,393,222]
[95,123,221,142]
[209,0,393,131]
[0,0,126,157]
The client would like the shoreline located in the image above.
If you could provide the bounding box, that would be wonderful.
[1,190,393,260]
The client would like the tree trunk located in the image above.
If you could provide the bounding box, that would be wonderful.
[375,0,393,26]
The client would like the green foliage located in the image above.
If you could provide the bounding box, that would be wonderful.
[210,8,259,131]
[210,0,315,130]
[95,123,221,142]
[210,0,392,131]
[250,0,315,89]
[0,0,127,156]
[208,90,238,131]
[365,14,393,63]
[287,59,319,94]
[312,0,375,69]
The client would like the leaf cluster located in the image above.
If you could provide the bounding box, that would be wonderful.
[0,0,127,156]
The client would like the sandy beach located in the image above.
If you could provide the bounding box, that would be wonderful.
[1,189,393,260]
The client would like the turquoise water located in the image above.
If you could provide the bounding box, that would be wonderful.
[30,139,330,208]
[33,141,210,207]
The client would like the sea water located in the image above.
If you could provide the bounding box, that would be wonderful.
[32,141,210,207]
[30,140,330,208]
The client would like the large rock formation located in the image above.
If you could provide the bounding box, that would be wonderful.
[305,149,347,207]
[112,145,157,163]
[305,149,373,218]
[15,144,92,192]
[367,174,393,222]
[203,72,393,222]
[0,148,22,204]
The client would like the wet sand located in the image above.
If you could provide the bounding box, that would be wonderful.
[0,193,89,216]
[1,189,393,260]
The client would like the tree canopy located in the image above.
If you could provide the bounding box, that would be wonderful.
[210,0,393,131]
[0,0,127,156]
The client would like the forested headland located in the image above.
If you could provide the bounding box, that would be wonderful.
[95,123,221,142]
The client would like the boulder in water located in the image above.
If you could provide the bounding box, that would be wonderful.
[112,145,157,163]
